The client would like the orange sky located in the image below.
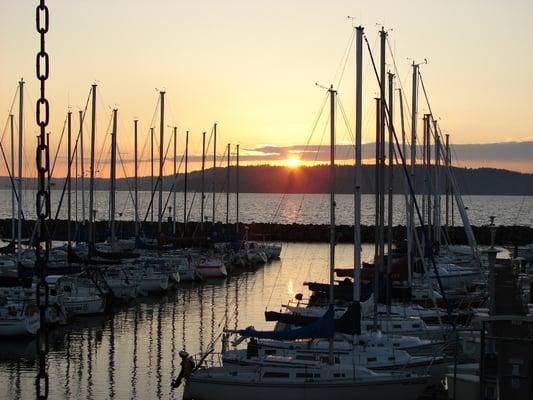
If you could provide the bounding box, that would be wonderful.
[1,0,532,178]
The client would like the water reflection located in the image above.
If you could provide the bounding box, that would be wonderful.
[0,243,369,399]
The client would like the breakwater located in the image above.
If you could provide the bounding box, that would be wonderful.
[1,219,532,246]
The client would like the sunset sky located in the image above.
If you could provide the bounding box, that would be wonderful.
[1,0,532,177]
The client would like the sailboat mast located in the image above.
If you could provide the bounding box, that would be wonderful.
[386,72,394,315]
[17,79,24,263]
[79,110,86,224]
[408,63,418,287]
[88,84,97,255]
[328,85,336,365]
[212,123,217,224]
[445,133,450,233]
[67,111,72,250]
[158,91,165,235]
[373,97,380,329]
[378,29,387,290]
[426,115,432,243]
[434,124,441,246]
[173,126,177,235]
[150,127,154,227]
[183,131,189,227]
[9,114,15,243]
[353,26,364,302]
[134,119,139,237]
[226,143,230,225]
[109,109,118,247]
[236,144,240,234]
[201,131,206,232]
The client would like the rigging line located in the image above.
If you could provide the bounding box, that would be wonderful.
[94,110,114,177]
[161,152,186,221]
[50,94,92,235]
[386,37,413,122]
[269,91,330,225]
[364,33,455,327]
[142,129,174,223]
[0,85,20,144]
[116,142,136,216]
[333,28,356,89]
[50,114,68,176]
[138,96,161,181]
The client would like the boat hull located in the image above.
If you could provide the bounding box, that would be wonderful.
[184,375,428,400]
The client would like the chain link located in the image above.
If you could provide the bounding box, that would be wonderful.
[35,0,50,399]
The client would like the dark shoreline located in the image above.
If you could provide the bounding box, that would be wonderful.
[1,219,532,246]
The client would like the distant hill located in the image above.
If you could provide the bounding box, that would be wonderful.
[1,165,532,195]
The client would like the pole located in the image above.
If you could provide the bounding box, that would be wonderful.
[79,110,86,224]
[445,134,450,233]
[173,126,177,235]
[328,85,336,365]
[434,125,441,246]
[201,131,206,232]
[422,114,427,231]
[67,111,72,251]
[386,72,394,315]
[150,127,154,227]
[9,114,15,243]
[134,120,139,237]
[88,84,97,256]
[408,64,418,288]
[378,29,387,310]
[158,91,165,235]
[109,109,118,247]
[236,144,240,234]
[183,131,189,227]
[17,80,23,263]
[212,123,217,224]
[226,143,230,225]
[353,26,364,302]
[373,97,380,329]
[427,115,432,243]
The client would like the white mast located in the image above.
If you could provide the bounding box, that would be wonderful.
[17,79,24,263]
[109,109,118,248]
[158,91,165,235]
[408,63,418,288]
[212,123,217,223]
[172,126,177,235]
[236,144,240,234]
[386,72,394,315]
[201,131,206,232]
[79,110,86,224]
[433,121,441,246]
[328,85,336,364]
[67,111,72,251]
[353,26,364,302]
[9,114,15,244]
[134,119,139,237]
[88,84,97,255]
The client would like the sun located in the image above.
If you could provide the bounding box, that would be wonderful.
[285,156,301,169]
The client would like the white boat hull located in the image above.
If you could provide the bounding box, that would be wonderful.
[184,373,428,400]
[196,265,228,279]
[0,314,40,336]
[64,297,105,316]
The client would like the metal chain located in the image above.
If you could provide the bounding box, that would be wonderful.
[35,1,50,399]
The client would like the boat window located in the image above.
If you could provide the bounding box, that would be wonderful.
[264,350,276,356]
[393,324,402,329]
[412,324,421,329]
[393,343,400,347]
[367,357,377,362]
[388,357,395,361]
[333,373,346,378]
[263,372,290,378]
[296,373,314,378]
[296,355,315,361]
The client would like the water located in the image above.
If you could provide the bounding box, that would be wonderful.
[2,189,532,227]
[0,243,375,400]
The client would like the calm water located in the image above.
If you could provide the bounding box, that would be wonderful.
[2,189,532,227]
[0,243,375,400]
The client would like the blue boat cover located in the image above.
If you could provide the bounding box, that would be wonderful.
[237,305,335,340]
